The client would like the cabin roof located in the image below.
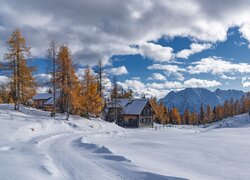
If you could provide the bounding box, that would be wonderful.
[107,99,130,108]
[44,93,60,105]
[123,99,149,115]
[33,93,52,100]
[32,92,60,105]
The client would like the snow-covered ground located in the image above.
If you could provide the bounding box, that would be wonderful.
[0,104,250,180]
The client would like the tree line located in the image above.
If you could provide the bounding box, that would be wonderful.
[150,94,250,125]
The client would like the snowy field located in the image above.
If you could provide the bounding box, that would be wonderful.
[0,104,250,180]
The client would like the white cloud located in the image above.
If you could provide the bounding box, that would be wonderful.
[110,66,128,76]
[147,64,186,81]
[147,73,166,81]
[183,78,221,88]
[242,76,250,87]
[118,79,169,98]
[188,57,250,75]
[131,77,141,80]
[176,43,211,59]
[76,68,96,79]
[220,74,236,80]
[34,73,52,84]
[118,78,221,99]
[239,23,250,42]
[148,78,221,90]
[139,43,173,62]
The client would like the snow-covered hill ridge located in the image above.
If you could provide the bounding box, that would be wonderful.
[203,113,250,130]
[1,104,250,180]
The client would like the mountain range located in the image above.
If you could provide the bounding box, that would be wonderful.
[159,88,245,114]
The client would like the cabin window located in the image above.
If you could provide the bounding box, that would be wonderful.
[129,118,133,123]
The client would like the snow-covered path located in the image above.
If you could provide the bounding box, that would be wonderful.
[1,104,250,180]
[0,104,184,180]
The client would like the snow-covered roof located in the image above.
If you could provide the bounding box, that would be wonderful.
[33,92,60,105]
[33,93,52,100]
[123,99,149,115]
[44,92,61,105]
[107,99,130,108]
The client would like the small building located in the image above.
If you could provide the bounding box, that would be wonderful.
[32,92,60,111]
[105,98,155,128]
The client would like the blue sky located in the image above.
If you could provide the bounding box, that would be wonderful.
[26,26,250,98]
[110,27,250,88]
[1,1,250,98]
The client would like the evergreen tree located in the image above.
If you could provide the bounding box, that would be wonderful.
[189,112,197,125]
[234,100,240,115]
[205,105,213,124]
[55,45,81,120]
[80,67,104,117]
[199,103,205,124]
[162,106,170,124]
[47,40,57,116]
[213,106,216,121]
[157,102,169,124]
[223,100,230,118]
[150,97,160,123]
[171,107,181,125]
[216,105,224,121]
[110,76,119,100]
[110,76,133,100]
[96,60,105,97]
[229,98,234,117]
[3,29,36,110]
[183,108,190,125]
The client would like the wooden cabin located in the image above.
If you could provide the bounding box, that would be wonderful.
[105,98,155,128]
[32,92,59,111]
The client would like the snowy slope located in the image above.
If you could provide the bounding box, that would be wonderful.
[1,104,250,180]
[160,88,245,113]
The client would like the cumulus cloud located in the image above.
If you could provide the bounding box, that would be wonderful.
[242,76,250,87]
[183,78,221,88]
[109,66,128,76]
[139,43,173,62]
[147,64,186,81]
[239,23,250,43]
[188,57,250,75]
[131,77,141,80]
[176,43,211,59]
[147,73,166,81]
[220,74,236,80]
[118,78,221,99]
[2,0,250,64]
[34,73,52,85]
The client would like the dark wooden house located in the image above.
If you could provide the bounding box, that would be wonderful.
[105,98,155,128]
[32,92,60,111]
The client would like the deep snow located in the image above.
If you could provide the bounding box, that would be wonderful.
[0,104,250,180]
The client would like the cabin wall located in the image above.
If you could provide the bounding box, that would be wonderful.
[33,100,47,109]
[139,103,154,127]
[122,115,139,128]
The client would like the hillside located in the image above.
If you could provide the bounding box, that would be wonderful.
[160,88,245,113]
[1,104,250,179]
